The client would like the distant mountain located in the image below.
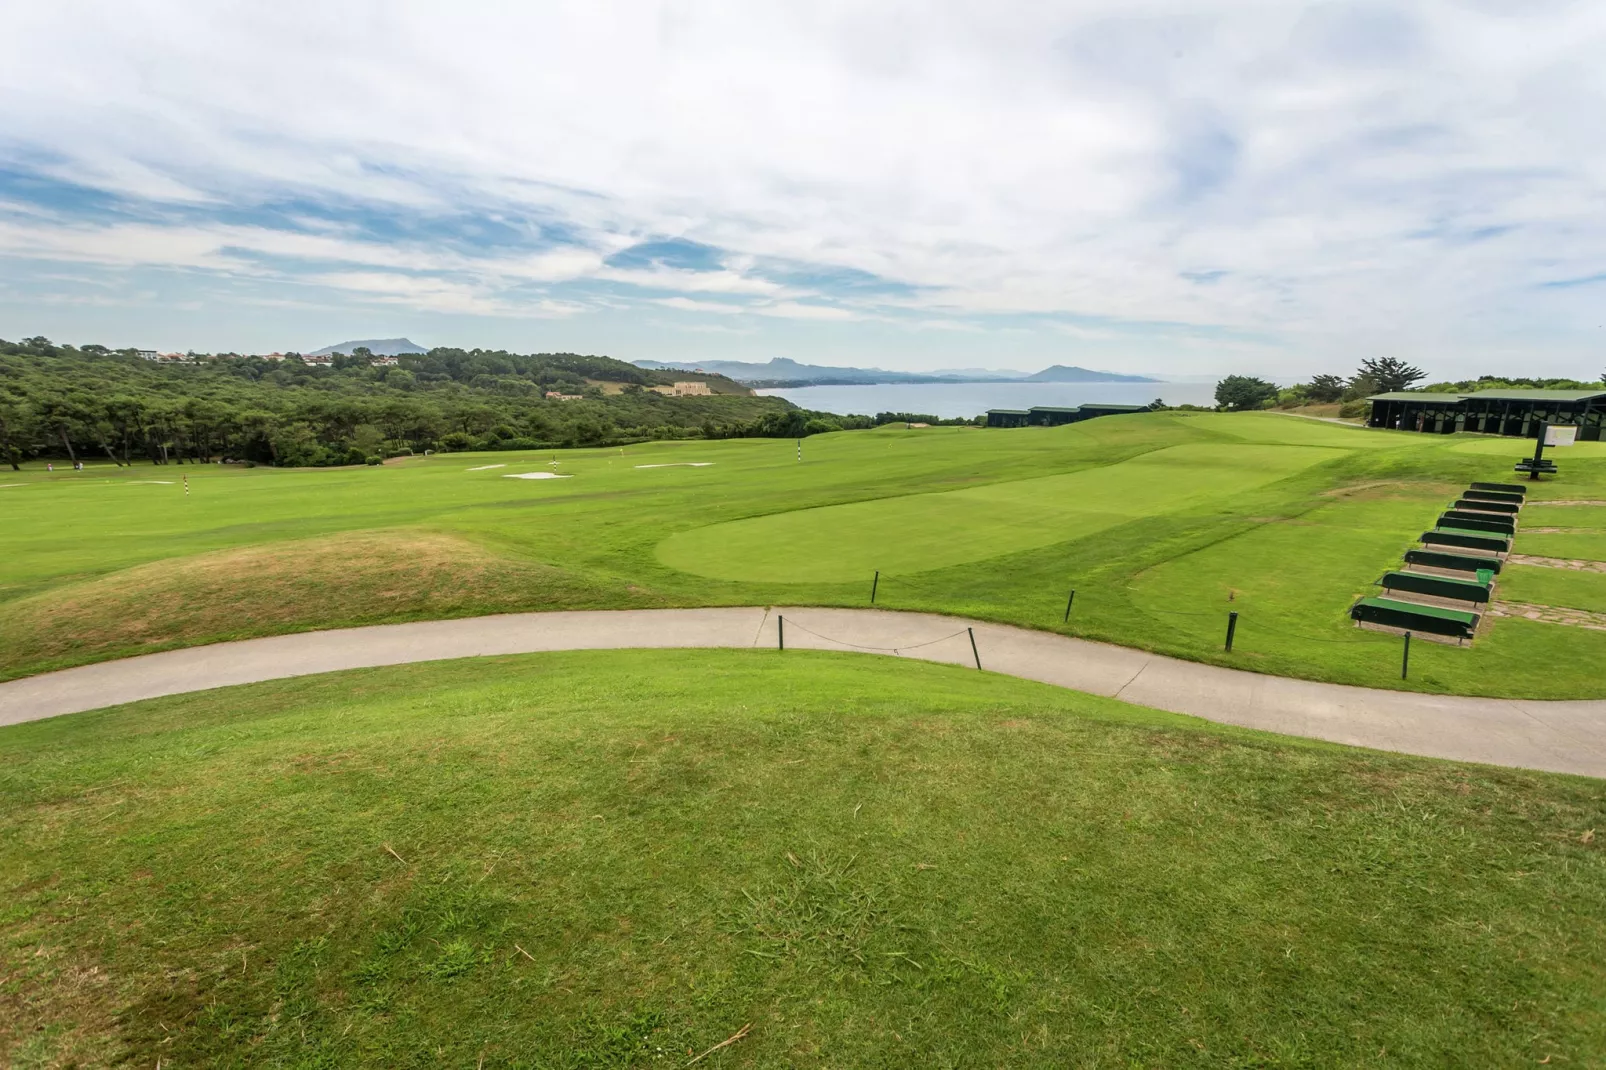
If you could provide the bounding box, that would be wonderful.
[632,357,980,385]
[634,357,1155,386]
[1023,365,1157,383]
[932,367,1033,379]
[310,337,429,357]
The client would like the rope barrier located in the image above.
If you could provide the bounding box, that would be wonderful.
[780,615,973,655]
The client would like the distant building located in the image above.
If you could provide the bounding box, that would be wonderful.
[986,404,1147,428]
[371,356,399,366]
[545,391,584,401]
[136,350,160,360]
[155,352,196,364]
[263,352,288,362]
[672,381,711,396]
[1367,389,1606,440]
[301,353,334,366]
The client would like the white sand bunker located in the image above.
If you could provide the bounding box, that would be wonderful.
[0,483,25,489]
[504,472,572,480]
[635,463,716,468]
[466,464,507,471]
[127,480,177,485]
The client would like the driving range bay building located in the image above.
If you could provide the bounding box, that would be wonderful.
[1366,388,1606,440]
[986,403,1149,428]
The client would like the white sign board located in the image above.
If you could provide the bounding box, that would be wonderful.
[1545,425,1578,447]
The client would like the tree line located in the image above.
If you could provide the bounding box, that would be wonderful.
[0,338,892,470]
[1214,357,1606,414]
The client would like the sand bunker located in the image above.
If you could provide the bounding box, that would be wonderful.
[635,463,715,469]
[127,480,177,485]
[466,464,507,471]
[504,472,572,480]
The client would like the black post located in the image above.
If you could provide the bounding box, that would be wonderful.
[1225,610,1239,652]
[870,570,879,604]
[968,627,981,670]
[778,615,784,651]
[1063,588,1076,623]
[1529,422,1547,481]
[1402,631,1410,679]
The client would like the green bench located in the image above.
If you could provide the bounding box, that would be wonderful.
[1453,497,1520,514]
[1422,528,1510,553]
[1404,549,1504,574]
[1378,571,1491,604]
[1350,597,1479,640]
[1439,511,1515,535]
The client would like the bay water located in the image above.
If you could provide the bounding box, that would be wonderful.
[754,380,1219,420]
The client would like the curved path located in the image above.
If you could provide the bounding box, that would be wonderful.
[1,607,1602,778]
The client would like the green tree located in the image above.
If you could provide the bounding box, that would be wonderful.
[34,393,88,464]
[1305,374,1346,402]
[0,394,32,470]
[1214,375,1279,411]
[1355,357,1426,394]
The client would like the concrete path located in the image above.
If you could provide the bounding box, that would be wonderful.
[1,607,1602,778]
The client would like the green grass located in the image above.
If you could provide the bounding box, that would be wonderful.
[1523,504,1606,529]
[5,412,1606,696]
[659,443,1339,582]
[3,650,1603,1067]
[1499,565,1606,613]
[1516,532,1606,562]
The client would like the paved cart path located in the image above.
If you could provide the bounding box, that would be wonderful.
[1,607,1602,778]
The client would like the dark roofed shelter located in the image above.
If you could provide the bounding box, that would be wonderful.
[1368,388,1606,439]
[987,404,1149,429]
[1027,406,1084,427]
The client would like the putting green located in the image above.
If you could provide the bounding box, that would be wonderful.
[658,443,1343,582]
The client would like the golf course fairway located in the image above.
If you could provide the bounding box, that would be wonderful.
[657,442,1343,582]
[3,411,1606,697]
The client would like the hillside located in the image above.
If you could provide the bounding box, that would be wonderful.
[308,337,430,356]
[0,338,826,468]
[634,356,982,385]
[1023,365,1157,383]
[636,357,1155,386]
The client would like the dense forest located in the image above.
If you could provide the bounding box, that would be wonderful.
[0,337,899,469]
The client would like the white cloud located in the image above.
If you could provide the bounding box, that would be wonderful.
[2,1,1606,374]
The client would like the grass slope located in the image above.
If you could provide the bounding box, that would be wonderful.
[0,532,656,677]
[4,412,1606,696]
[3,651,1603,1067]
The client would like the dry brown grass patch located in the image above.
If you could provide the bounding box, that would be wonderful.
[0,530,642,679]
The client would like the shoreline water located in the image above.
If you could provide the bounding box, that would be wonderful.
[755,380,1219,419]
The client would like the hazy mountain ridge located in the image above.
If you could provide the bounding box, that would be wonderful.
[310,338,430,356]
[633,357,1154,385]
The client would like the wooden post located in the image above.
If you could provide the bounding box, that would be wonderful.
[1063,589,1075,623]
[968,627,981,670]
[871,570,879,604]
[1225,611,1238,652]
[778,615,784,651]
[1402,631,1410,679]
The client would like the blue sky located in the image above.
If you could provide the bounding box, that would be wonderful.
[1,1,1604,379]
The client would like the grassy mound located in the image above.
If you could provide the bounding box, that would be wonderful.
[0,532,646,680]
[3,651,1602,1066]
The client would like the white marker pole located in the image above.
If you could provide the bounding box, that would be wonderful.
[796,438,802,463]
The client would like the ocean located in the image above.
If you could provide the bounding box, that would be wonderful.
[754,380,1219,419]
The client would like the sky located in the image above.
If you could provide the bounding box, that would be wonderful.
[1,1,1604,380]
